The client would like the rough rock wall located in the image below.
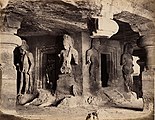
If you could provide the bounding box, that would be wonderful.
[3,0,154,37]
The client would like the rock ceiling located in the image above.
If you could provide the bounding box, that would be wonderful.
[5,0,90,35]
[3,0,155,37]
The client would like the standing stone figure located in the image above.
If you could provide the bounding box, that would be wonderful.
[14,40,34,95]
[86,39,99,81]
[121,43,134,92]
[59,34,78,74]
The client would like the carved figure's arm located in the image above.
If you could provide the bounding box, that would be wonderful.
[120,54,127,66]
[27,52,34,73]
[72,49,78,65]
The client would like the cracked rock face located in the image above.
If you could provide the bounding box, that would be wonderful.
[5,0,94,35]
[2,0,154,36]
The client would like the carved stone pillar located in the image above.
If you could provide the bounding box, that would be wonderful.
[0,33,22,112]
[140,30,155,111]
[145,46,155,70]
[0,7,22,112]
[141,32,155,70]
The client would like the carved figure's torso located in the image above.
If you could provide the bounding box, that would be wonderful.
[121,53,134,75]
[60,49,72,74]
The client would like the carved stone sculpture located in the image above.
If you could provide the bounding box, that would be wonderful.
[121,43,134,92]
[59,34,78,74]
[14,40,34,95]
[86,39,99,81]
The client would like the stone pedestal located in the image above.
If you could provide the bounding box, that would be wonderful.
[0,32,22,112]
[56,74,76,99]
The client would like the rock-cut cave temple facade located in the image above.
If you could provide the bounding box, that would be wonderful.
[0,0,154,118]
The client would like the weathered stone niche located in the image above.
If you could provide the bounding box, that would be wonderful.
[22,32,83,97]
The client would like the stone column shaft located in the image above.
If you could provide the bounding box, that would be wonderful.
[145,46,155,70]
[140,31,155,70]
[140,31,155,111]
[0,32,22,112]
[0,0,23,113]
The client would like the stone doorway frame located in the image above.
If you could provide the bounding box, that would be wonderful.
[99,43,118,86]
[35,46,56,89]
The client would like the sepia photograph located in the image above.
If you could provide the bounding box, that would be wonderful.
[0,0,154,119]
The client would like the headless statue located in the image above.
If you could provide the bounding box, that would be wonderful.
[59,34,78,74]
[121,43,134,92]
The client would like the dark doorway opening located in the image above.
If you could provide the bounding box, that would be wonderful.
[101,54,109,87]
[44,53,59,95]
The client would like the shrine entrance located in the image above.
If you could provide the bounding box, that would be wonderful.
[43,53,59,93]
[101,54,110,87]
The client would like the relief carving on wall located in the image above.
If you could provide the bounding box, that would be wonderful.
[86,39,99,81]
[59,34,78,74]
